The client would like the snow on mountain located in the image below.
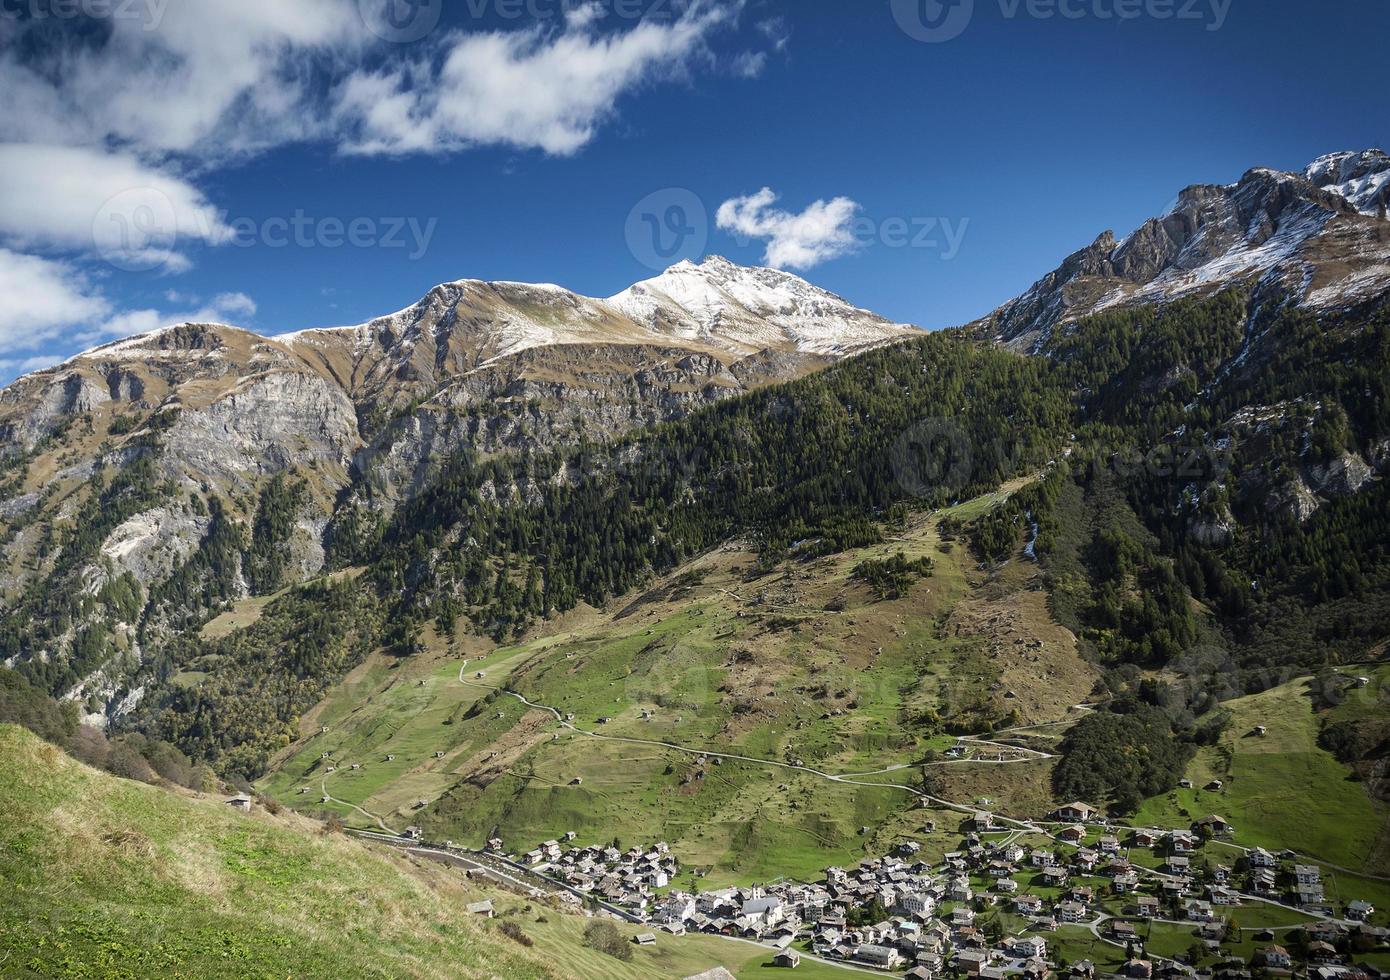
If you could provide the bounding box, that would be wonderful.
[978,149,1390,351]
[1305,150,1390,215]
[608,255,920,356]
[271,257,919,376]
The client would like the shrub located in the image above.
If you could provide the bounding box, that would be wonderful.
[497,921,533,947]
[582,921,632,961]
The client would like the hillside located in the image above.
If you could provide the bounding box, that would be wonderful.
[255,481,1098,884]
[0,724,557,979]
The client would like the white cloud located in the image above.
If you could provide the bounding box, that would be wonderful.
[335,1,741,156]
[0,0,365,157]
[716,188,862,269]
[89,293,259,347]
[0,249,256,364]
[0,145,232,271]
[0,249,112,354]
[731,51,767,78]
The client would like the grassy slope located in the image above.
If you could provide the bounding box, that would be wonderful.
[260,490,1098,886]
[1133,665,1390,885]
[0,724,557,980]
[0,723,900,979]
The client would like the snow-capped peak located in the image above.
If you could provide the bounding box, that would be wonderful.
[607,255,919,357]
[1304,149,1390,215]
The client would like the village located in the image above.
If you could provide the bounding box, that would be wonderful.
[480,800,1387,979]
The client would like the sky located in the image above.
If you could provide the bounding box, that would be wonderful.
[0,0,1387,381]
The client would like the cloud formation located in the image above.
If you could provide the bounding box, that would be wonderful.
[0,145,232,273]
[0,244,256,365]
[336,2,740,156]
[716,188,862,269]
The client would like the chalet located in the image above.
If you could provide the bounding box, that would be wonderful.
[1209,886,1242,906]
[1011,936,1048,959]
[1124,959,1154,979]
[1258,946,1293,969]
[1109,920,1138,941]
[1112,872,1140,894]
[1166,855,1191,875]
[1015,895,1045,915]
[1184,899,1214,922]
[1192,815,1233,837]
[1134,896,1161,918]
[1168,831,1198,853]
[1247,847,1278,868]
[972,811,997,832]
[1040,866,1069,887]
[772,950,801,968]
[634,933,657,947]
[951,907,977,928]
[1057,901,1088,923]
[1058,824,1087,843]
[855,944,900,969]
[1052,803,1098,823]
[1306,941,1340,964]
[1347,900,1376,921]
[1132,829,1161,848]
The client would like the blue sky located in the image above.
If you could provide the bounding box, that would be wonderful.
[1,0,1387,380]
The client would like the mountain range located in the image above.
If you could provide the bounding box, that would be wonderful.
[1,148,1387,761]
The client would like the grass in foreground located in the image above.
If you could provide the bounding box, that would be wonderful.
[0,724,556,980]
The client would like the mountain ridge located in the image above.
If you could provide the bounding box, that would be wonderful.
[973,148,1390,352]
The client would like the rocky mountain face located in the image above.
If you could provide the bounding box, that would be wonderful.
[975,150,1390,353]
[0,259,914,717]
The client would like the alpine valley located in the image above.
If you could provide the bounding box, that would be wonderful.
[4,151,1390,980]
